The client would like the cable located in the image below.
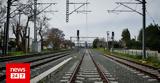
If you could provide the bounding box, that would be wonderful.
[74,0,76,9]
[146,10,160,31]
[85,0,88,40]
[146,10,156,25]
[112,5,121,11]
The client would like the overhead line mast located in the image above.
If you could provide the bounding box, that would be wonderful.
[108,0,146,59]
[66,0,90,23]
[33,0,57,52]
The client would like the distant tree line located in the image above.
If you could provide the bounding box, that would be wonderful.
[43,27,73,50]
[93,24,160,52]
[138,24,160,52]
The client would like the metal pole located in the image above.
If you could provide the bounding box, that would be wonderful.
[70,37,72,49]
[66,0,69,22]
[106,31,109,49]
[3,0,11,55]
[33,0,38,52]
[77,37,79,51]
[28,27,30,52]
[112,37,114,52]
[0,25,2,51]
[142,0,146,59]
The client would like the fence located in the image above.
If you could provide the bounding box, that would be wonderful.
[113,49,160,59]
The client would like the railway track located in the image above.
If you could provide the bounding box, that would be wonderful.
[0,50,69,62]
[0,50,72,82]
[104,53,160,81]
[61,49,114,83]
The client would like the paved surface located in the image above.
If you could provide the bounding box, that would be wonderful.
[38,50,83,83]
[91,50,159,83]
[31,57,72,83]
[30,53,71,78]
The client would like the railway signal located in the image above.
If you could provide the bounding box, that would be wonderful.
[111,31,114,40]
[77,30,79,40]
[106,31,109,49]
[111,31,114,52]
[77,30,79,50]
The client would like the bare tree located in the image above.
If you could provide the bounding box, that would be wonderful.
[11,0,34,52]
[45,28,65,49]
[63,40,74,49]
[6,0,54,52]
[37,15,50,50]
[0,0,6,51]
[0,0,6,23]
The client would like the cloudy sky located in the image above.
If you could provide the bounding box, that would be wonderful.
[6,0,160,42]
[40,0,160,41]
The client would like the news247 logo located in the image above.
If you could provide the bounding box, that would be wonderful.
[6,63,30,83]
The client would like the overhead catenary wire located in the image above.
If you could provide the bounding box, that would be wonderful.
[66,0,90,22]
[85,0,88,39]
[146,10,156,25]
[107,0,147,59]
[0,3,33,22]
[108,0,134,14]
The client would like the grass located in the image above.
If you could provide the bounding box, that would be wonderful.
[95,48,160,68]
[95,48,111,55]
[8,51,26,56]
[146,56,160,68]
[7,49,68,56]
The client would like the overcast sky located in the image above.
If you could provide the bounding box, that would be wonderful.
[42,0,160,41]
[7,0,160,42]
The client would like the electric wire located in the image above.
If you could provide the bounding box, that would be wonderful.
[85,0,88,41]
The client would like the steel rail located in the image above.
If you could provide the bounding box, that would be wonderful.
[89,51,110,83]
[68,52,85,83]
[68,50,110,83]
[0,51,71,71]
[110,53,158,70]
[104,54,160,81]
[0,50,70,62]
